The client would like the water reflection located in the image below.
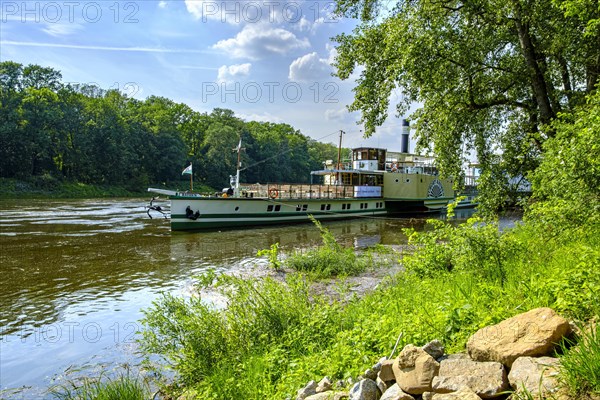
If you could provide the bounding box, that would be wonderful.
[0,198,432,397]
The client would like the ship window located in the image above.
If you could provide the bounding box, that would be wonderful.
[321,204,326,211]
[234,206,239,212]
[296,205,301,211]
[275,205,281,211]
[395,179,399,183]
[302,204,308,211]
[267,205,273,212]
[406,179,410,183]
[342,204,346,210]
[360,203,364,209]
[347,203,351,210]
[326,204,331,210]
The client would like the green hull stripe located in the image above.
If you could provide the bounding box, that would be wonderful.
[171,211,387,231]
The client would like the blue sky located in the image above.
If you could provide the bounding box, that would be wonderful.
[1,0,414,150]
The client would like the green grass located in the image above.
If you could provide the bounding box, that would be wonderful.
[138,216,600,399]
[50,373,150,400]
[284,216,374,278]
[559,323,600,395]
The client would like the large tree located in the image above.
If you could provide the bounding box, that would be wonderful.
[334,0,599,206]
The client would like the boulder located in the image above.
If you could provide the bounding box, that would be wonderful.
[349,379,381,400]
[467,307,571,367]
[306,393,349,400]
[375,377,387,395]
[317,377,333,393]
[432,387,482,399]
[379,383,415,400]
[508,356,561,397]
[422,340,445,360]
[378,359,396,382]
[393,345,440,395]
[297,381,318,400]
[432,357,508,398]
[364,368,378,381]
[421,393,434,400]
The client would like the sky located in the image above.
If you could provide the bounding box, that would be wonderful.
[0,0,415,150]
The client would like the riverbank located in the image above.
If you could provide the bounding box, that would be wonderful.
[0,178,213,199]
[137,216,600,399]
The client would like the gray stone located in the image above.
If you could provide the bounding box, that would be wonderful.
[508,356,561,397]
[422,392,434,400]
[432,358,508,398]
[349,379,381,400]
[317,376,333,393]
[393,345,440,395]
[422,340,445,360]
[379,383,415,400]
[467,307,571,367]
[306,393,349,400]
[375,377,387,395]
[432,387,481,399]
[364,368,378,381]
[297,380,318,400]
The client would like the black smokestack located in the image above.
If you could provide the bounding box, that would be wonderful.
[401,119,410,153]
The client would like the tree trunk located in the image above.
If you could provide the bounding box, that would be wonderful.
[512,0,555,125]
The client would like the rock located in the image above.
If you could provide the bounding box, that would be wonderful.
[432,387,482,399]
[379,383,415,400]
[467,307,571,367]
[317,377,333,393]
[364,368,378,381]
[508,356,561,397]
[375,377,387,395]
[432,357,508,398]
[422,392,434,400]
[349,379,381,400]
[306,393,348,400]
[422,340,445,360]
[297,380,318,400]
[378,359,396,382]
[393,344,440,395]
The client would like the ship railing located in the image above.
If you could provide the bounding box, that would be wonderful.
[239,183,382,200]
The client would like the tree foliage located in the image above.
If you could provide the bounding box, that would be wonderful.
[0,62,340,191]
[333,0,599,207]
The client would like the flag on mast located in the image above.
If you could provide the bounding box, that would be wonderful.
[182,163,192,175]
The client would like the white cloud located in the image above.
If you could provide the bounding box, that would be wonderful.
[158,1,167,8]
[238,112,284,124]
[42,23,82,37]
[0,41,207,53]
[213,24,310,60]
[324,108,360,124]
[288,52,332,82]
[217,63,252,83]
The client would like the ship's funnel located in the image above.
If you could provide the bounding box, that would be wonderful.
[401,119,410,153]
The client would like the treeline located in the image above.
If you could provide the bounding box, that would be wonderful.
[0,61,340,191]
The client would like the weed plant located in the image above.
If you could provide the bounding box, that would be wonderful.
[285,216,372,278]
[51,373,149,400]
[559,323,600,395]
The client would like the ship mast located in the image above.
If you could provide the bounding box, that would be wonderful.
[233,138,245,197]
[337,130,345,185]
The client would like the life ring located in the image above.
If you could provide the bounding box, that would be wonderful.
[268,188,279,199]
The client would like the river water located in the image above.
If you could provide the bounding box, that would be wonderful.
[0,198,451,399]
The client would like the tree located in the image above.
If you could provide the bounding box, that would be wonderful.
[333,0,599,207]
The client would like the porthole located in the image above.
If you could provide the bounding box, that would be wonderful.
[395,179,399,183]
[234,206,240,212]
